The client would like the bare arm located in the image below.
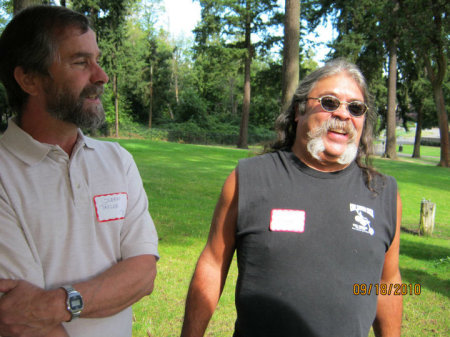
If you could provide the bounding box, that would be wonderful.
[181,170,238,337]
[372,192,403,337]
[0,254,156,337]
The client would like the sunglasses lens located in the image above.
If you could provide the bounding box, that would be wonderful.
[321,96,340,111]
[348,102,366,116]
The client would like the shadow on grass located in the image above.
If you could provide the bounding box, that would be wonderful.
[373,158,450,194]
[401,227,419,235]
[400,237,450,262]
[401,226,449,239]
[400,267,450,299]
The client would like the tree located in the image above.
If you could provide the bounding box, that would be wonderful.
[398,44,437,159]
[194,0,282,148]
[383,0,400,159]
[399,0,449,167]
[192,6,243,123]
[136,0,163,128]
[281,0,300,114]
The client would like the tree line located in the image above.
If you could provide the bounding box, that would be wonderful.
[0,0,448,167]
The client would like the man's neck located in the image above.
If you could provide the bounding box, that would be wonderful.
[19,108,79,157]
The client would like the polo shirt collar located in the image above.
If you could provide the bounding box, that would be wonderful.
[1,118,95,166]
[80,130,96,150]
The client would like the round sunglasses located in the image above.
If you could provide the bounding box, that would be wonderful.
[307,95,368,117]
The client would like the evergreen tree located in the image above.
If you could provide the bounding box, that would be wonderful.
[399,0,449,167]
[194,0,282,148]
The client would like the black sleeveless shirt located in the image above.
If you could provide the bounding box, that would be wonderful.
[234,150,397,337]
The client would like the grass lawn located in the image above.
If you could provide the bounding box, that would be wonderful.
[108,139,449,337]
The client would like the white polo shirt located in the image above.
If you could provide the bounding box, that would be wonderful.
[0,118,159,337]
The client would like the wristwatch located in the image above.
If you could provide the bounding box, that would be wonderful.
[61,285,84,321]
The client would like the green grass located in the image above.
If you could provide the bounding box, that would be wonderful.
[104,138,449,337]
[373,157,449,237]
[399,144,441,158]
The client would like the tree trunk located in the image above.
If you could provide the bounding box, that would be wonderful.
[149,64,153,129]
[384,41,398,159]
[281,0,300,114]
[113,73,119,138]
[422,1,449,167]
[173,53,179,104]
[13,0,41,15]
[237,2,252,149]
[431,83,449,167]
[412,103,423,158]
[229,77,236,115]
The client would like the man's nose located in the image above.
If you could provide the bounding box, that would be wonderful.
[332,102,352,120]
[91,62,109,85]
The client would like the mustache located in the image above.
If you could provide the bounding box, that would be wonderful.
[308,117,357,142]
[80,85,104,98]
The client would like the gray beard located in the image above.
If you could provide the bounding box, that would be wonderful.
[306,118,358,165]
[45,82,105,130]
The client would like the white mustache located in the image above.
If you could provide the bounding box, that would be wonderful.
[308,117,357,142]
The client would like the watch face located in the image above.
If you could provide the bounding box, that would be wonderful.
[69,296,83,311]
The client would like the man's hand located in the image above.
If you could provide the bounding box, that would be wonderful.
[0,279,67,337]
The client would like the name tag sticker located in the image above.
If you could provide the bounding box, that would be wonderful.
[270,209,306,233]
[94,193,128,222]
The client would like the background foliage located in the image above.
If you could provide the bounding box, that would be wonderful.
[0,0,448,152]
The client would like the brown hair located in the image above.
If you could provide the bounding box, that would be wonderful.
[0,5,90,114]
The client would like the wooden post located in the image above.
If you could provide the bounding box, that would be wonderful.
[419,199,436,236]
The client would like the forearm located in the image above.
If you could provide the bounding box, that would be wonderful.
[0,253,156,337]
[47,254,157,322]
[182,170,237,337]
[74,254,157,318]
[181,259,225,337]
[372,274,403,337]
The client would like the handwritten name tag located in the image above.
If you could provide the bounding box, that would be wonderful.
[94,193,128,222]
[270,209,306,233]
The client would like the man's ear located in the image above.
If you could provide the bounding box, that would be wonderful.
[13,66,41,96]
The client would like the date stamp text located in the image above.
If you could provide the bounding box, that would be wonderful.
[353,283,421,295]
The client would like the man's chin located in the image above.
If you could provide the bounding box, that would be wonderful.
[308,137,357,165]
[71,111,105,130]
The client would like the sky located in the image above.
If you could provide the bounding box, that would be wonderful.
[52,0,332,64]
[162,0,201,39]
[161,0,333,64]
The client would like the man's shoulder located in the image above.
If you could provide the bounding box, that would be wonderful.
[239,150,281,166]
[84,136,129,155]
[82,136,134,166]
[238,151,288,177]
[84,135,119,149]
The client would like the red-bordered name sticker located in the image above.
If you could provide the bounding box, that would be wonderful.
[270,209,306,233]
[94,192,128,222]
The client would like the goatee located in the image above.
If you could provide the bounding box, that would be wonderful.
[306,117,358,165]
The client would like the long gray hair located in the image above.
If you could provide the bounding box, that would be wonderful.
[271,58,382,192]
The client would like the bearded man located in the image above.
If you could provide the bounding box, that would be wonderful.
[0,6,158,337]
[181,59,402,337]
